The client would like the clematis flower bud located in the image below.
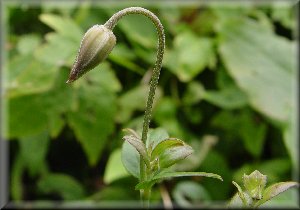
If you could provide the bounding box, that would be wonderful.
[66,24,116,83]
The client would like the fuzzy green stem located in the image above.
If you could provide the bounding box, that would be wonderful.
[105,7,165,207]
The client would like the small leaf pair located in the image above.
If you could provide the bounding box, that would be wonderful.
[228,170,299,208]
[121,127,223,191]
[122,128,193,172]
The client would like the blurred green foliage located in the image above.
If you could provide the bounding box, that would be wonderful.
[3,1,298,208]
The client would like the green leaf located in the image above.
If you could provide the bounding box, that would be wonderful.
[7,56,58,98]
[172,181,211,207]
[259,188,299,208]
[10,154,24,200]
[83,62,122,93]
[17,34,41,55]
[19,131,49,177]
[254,181,299,207]
[109,43,144,75]
[182,81,205,105]
[174,135,218,171]
[104,149,129,184]
[35,33,78,67]
[123,135,150,167]
[48,114,65,138]
[136,171,223,190]
[227,192,252,208]
[151,138,184,160]
[158,143,194,169]
[38,173,85,200]
[270,3,295,29]
[203,86,248,109]
[232,181,249,206]
[155,171,223,182]
[122,128,141,139]
[39,13,83,41]
[117,85,162,123]
[121,127,170,179]
[165,32,215,82]
[212,109,267,158]
[67,85,116,166]
[219,17,296,123]
[8,94,48,138]
[115,13,157,48]
[283,119,297,171]
[153,98,184,138]
[146,127,169,149]
[121,140,140,179]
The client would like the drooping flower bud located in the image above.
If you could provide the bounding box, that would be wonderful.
[66,25,116,83]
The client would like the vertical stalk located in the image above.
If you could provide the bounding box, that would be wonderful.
[104,7,165,207]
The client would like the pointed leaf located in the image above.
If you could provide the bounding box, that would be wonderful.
[159,144,194,169]
[151,138,184,160]
[121,140,140,179]
[232,181,248,206]
[123,135,150,167]
[154,171,223,181]
[122,128,141,139]
[146,127,170,148]
[136,171,222,190]
[254,181,299,207]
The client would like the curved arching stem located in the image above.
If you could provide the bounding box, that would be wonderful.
[105,7,165,145]
[105,7,165,207]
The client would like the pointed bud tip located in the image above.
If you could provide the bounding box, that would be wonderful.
[66,79,74,84]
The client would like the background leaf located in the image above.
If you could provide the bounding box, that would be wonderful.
[67,85,117,166]
[38,173,85,200]
[219,17,296,123]
[104,149,129,184]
